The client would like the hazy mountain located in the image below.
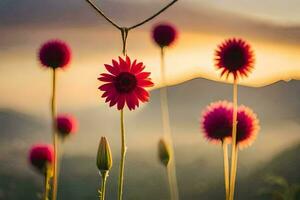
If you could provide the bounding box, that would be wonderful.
[0,78,300,199]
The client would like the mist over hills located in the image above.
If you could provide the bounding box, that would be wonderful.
[0,78,300,199]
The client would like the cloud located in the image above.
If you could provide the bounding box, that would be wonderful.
[1,0,300,45]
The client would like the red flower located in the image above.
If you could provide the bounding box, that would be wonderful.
[201,101,233,143]
[56,114,77,137]
[98,56,154,110]
[39,40,71,69]
[29,144,54,174]
[236,105,259,149]
[215,38,254,80]
[152,23,178,48]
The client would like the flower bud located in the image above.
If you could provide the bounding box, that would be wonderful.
[97,137,113,173]
[158,138,171,167]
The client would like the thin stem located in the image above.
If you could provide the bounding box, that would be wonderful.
[84,0,178,31]
[51,68,58,200]
[159,47,179,200]
[118,109,127,200]
[44,165,51,200]
[100,171,108,200]
[85,0,121,30]
[230,149,239,200]
[222,141,229,200]
[229,79,238,200]
[167,165,174,200]
[128,0,178,30]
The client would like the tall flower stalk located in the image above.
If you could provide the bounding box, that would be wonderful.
[118,108,126,200]
[98,55,154,200]
[214,38,255,200]
[201,101,233,200]
[44,164,52,200]
[201,101,259,200]
[159,46,179,200]
[51,68,58,200]
[222,141,230,200]
[229,80,238,200]
[152,23,179,200]
[38,40,71,200]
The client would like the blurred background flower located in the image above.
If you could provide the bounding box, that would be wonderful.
[38,40,71,69]
[237,105,260,149]
[56,114,77,138]
[201,101,233,143]
[29,144,53,174]
[152,23,177,48]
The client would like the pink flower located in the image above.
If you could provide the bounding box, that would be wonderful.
[236,105,260,149]
[98,56,154,110]
[29,144,54,174]
[201,101,233,143]
[152,23,178,47]
[56,114,77,137]
[215,38,254,80]
[201,102,260,148]
[39,39,71,69]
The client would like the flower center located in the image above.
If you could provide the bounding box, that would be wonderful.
[223,46,247,71]
[114,72,137,93]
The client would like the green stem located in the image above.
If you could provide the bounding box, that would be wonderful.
[44,165,51,200]
[159,47,179,200]
[222,141,229,200]
[100,171,108,200]
[231,148,239,200]
[118,109,126,200]
[51,68,59,200]
[229,79,238,200]
[166,165,174,200]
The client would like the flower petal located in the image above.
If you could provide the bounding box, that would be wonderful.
[125,93,139,110]
[136,72,151,79]
[119,56,129,72]
[98,74,114,82]
[99,83,114,91]
[109,94,119,107]
[135,87,149,102]
[131,61,144,74]
[117,95,126,110]
[138,79,154,87]
[126,56,131,66]
[105,64,119,75]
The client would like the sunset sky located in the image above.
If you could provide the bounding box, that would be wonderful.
[1,0,300,113]
[1,3,300,198]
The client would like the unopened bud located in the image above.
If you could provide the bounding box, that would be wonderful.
[97,137,113,173]
[158,138,171,167]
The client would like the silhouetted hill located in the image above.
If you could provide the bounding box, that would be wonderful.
[0,109,46,140]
